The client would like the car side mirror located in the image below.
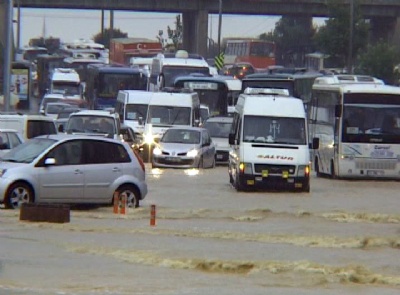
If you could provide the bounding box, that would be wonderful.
[311,137,320,150]
[58,125,64,133]
[44,158,56,166]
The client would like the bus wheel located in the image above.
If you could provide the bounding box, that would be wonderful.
[314,157,321,177]
[330,160,336,179]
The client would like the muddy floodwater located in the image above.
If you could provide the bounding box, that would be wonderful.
[1,165,399,295]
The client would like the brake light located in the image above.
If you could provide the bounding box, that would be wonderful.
[133,149,145,172]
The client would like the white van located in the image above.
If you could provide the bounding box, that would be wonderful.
[115,90,152,135]
[143,90,201,144]
[228,88,314,192]
[0,114,57,140]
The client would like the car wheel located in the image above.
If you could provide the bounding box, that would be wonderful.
[5,182,34,209]
[117,185,140,208]
[209,157,216,169]
[198,156,204,169]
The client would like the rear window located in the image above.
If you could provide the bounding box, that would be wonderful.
[27,120,57,139]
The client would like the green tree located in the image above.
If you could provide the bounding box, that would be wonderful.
[313,0,369,68]
[93,28,128,49]
[267,16,316,67]
[167,15,183,51]
[355,42,400,85]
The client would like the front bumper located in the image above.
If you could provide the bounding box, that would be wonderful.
[238,174,310,191]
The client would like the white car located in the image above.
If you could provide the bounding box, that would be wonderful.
[0,129,24,157]
[0,134,147,209]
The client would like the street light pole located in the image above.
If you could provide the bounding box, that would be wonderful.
[217,0,222,53]
[3,0,14,112]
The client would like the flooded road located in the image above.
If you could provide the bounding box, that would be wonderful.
[1,164,399,294]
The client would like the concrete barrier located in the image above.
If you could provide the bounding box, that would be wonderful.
[20,203,70,223]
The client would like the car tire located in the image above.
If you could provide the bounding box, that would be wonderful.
[117,185,140,208]
[198,156,204,169]
[5,182,34,209]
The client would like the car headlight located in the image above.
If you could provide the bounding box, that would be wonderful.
[187,149,199,158]
[0,168,7,177]
[297,165,310,177]
[153,147,162,155]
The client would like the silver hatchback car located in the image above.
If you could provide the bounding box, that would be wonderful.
[152,127,216,169]
[0,134,147,209]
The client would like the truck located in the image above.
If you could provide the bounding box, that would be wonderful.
[50,68,84,100]
[109,38,163,66]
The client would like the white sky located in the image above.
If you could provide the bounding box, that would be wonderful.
[15,8,326,47]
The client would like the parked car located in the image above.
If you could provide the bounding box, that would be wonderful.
[0,134,147,209]
[0,129,24,157]
[152,126,216,169]
[202,115,233,164]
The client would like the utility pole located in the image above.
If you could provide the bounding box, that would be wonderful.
[218,0,222,53]
[347,0,354,74]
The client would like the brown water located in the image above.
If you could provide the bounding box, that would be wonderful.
[1,165,399,294]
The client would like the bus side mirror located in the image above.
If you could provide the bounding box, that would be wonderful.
[229,133,236,145]
[311,137,319,150]
[138,117,144,125]
[335,104,342,117]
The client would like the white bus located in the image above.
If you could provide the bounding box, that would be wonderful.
[149,50,211,91]
[309,74,400,179]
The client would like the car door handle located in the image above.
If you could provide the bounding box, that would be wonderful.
[74,169,83,174]
[112,167,120,172]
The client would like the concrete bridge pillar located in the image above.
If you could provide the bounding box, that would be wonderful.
[369,17,400,48]
[182,10,208,58]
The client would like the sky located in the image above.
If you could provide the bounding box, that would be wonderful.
[14,8,326,48]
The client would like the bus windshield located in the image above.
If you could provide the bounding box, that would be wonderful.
[342,104,400,144]
[97,73,147,99]
[162,66,210,87]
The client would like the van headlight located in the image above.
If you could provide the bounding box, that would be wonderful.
[239,162,252,174]
[187,149,198,158]
[297,165,310,177]
[144,133,154,145]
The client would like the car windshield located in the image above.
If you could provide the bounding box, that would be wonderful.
[1,138,56,163]
[161,129,201,144]
[66,115,115,135]
[203,120,232,138]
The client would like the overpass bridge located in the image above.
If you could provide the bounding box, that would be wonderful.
[1,0,400,59]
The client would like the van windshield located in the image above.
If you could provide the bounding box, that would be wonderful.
[125,104,148,121]
[147,106,191,126]
[243,115,306,145]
